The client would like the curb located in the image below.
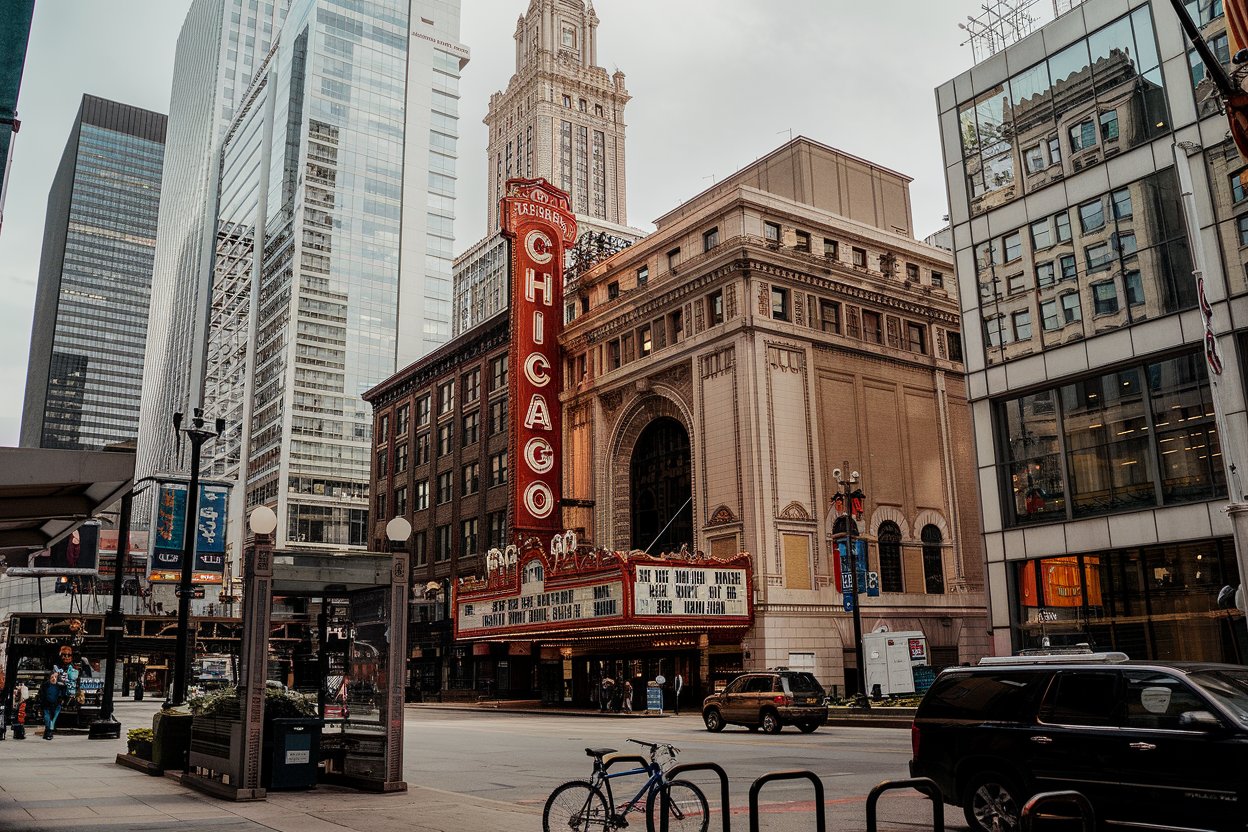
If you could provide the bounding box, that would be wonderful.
[405,703,673,718]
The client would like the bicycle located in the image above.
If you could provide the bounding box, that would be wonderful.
[543,737,710,832]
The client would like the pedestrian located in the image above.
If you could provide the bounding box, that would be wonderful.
[599,677,613,712]
[11,681,29,740]
[38,671,66,740]
[622,680,633,713]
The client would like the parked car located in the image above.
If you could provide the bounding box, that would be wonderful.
[909,651,1248,832]
[702,670,827,733]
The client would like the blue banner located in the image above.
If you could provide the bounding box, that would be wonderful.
[836,539,869,594]
[192,484,229,577]
[150,480,230,582]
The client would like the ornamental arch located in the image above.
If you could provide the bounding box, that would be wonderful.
[607,390,696,551]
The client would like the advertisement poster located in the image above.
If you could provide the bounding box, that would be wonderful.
[149,480,230,583]
[192,484,229,582]
[28,522,100,574]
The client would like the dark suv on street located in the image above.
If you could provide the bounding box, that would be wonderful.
[702,670,827,733]
[909,653,1248,832]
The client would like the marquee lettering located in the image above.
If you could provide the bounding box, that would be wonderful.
[524,437,555,474]
[524,393,552,430]
[524,353,551,386]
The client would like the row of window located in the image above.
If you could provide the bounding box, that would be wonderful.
[411,510,508,567]
[376,356,508,446]
[763,221,946,288]
[378,452,509,517]
[377,399,508,477]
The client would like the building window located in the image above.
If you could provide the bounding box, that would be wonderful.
[1002,231,1022,262]
[1055,211,1072,243]
[378,414,389,445]
[415,395,430,427]
[823,238,838,259]
[817,299,839,334]
[921,525,945,594]
[607,281,620,300]
[561,25,575,48]
[1111,187,1133,220]
[1041,300,1060,331]
[1030,219,1052,250]
[436,524,452,562]
[490,451,508,487]
[566,302,577,323]
[1024,144,1045,174]
[794,230,811,252]
[1085,242,1112,273]
[708,290,724,326]
[437,380,454,415]
[637,265,648,286]
[414,480,428,511]
[395,443,408,473]
[394,486,408,517]
[1048,136,1062,166]
[1079,198,1105,233]
[862,310,882,344]
[1061,292,1082,323]
[985,315,1008,347]
[1037,262,1056,287]
[437,423,453,457]
[764,221,781,243]
[1125,270,1145,306]
[1059,254,1077,281]
[1238,215,1248,246]
[436,471,453,505]
[667,247,681,271]
[878,521,903,593]
[490,399,507,435]
[905,263,919,281]
[487,511,506,549]
[396,404,409,437]
[608,339,621,370]
[639,324,653,357]
[947,331,963,362]
[462,369,480,404]
[1012,310,1032,341]
[1233,170,1247,203]
[1007,273,1027,295]
[412,530,427,567]
[1069,119,1096,151]
[461,462,479,496]
[1113,231,1137,257]
[461,518,478,558]
[703,227,720,252]
[770,286,790,321]
[580,295,589,314]
[562,94,571,107]
[907,322,927,353]
[1099,109,1119,142]
[377,449,388,478]
[490,355,507,392]
[415,433,430,466]
[851,247,867,268]
[462,411,479,446]
[931,271,944,288]
[1092,281,1119,315]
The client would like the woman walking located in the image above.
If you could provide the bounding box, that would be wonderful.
[39,671,66,740]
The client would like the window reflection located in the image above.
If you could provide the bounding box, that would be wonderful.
[1062,368,1154,517]
[1000,391,1066,524]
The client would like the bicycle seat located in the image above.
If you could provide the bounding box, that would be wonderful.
[585,746,617,758]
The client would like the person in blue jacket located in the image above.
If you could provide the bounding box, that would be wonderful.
[38,671,67,740]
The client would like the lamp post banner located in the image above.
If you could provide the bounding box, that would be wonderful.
[148,479,232,583]
[501,178,577,539]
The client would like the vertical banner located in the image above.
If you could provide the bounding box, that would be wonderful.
[500,178,577,540]
[836,539,869,611]
[193,484,229,583]
[150,482,189,582]
[149,479,232,583]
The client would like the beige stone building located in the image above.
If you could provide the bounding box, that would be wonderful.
[559,138,990,692]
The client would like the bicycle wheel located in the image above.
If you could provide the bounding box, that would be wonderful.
[646,779,710,832]
[544,780,611,832]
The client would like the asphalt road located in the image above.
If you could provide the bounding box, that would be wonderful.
[402,709,962,831]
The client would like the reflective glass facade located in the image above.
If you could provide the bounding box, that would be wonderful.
[21,96,166,450]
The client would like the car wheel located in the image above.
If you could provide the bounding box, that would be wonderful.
[963,772,1023,832]
[703,708,724,733]
[760,710,781,734]
[797,722,818,734]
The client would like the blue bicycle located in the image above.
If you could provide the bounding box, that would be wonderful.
[543,738,709,832]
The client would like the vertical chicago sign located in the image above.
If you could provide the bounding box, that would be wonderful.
[501,179,577,540]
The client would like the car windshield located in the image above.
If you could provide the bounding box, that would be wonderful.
[1188,668,1248,728]
[785,673,824,695]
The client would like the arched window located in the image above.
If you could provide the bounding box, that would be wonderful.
[832,516,859,536]
[878,521,903,593]
[922,525,945,594]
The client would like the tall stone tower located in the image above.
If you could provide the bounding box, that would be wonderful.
[483,0,630,233]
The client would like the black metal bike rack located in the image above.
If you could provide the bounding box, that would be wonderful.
[747,769,826,832]
[1021,790,1095,832]
[865,777,944,832]
[651,761,732,832]
[602,753,653,775]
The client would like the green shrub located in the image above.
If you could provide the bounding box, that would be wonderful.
[127,727,154,743]
[187,686,317,720]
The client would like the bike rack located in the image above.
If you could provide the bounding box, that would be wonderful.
[865,777,944,832]
[1021,790,1095,832]
[602,753,653,774]
[651,761,732,832]
[748,770,826,832]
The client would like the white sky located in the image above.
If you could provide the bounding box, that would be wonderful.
[0,0,1030,446]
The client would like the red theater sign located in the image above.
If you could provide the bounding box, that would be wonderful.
[501,179,577,539]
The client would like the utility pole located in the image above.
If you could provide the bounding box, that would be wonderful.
[835,463,869,708]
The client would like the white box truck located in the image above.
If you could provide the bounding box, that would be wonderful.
[862,630,929,696]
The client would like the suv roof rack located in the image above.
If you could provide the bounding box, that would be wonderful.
[978,651,1130,666]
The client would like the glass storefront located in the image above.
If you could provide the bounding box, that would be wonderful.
[1012,538,1246,663]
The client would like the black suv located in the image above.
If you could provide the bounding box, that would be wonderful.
[909,654,1248,832]
[702,670,827,733]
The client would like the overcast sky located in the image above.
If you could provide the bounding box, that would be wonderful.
[0,0,1035,446]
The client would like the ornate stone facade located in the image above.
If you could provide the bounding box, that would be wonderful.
[560,138,990,690]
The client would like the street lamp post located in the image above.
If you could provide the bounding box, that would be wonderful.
[834,464,869,709]
[170,408,226,707]
[88,489,134,739]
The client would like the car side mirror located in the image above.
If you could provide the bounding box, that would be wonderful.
[1177,710,1224,732]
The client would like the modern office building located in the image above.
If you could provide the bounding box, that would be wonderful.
[20,95,166,451]
[452,0,642,338]
[133,0,289,496]
[938,0,1248,662]
[201,0,469,552]
[0,0,35,234]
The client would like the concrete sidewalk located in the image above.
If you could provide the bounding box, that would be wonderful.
[405,699,914,727]
[0,701,538,832]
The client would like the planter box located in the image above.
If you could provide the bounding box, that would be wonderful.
[152,712,194,772]
[189,717,243,783]
[128,739,153,760]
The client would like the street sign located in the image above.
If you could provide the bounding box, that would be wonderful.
[646,682,663,713]
[175,587,205,599]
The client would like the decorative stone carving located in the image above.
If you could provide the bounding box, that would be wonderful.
[599,389,625,416]
[794,293,806,327]
[707,505,738,526]
[758,283,770,316]
[778,501,811,521]
[725,284,737,319]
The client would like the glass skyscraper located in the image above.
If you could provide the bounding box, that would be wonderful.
[202,0,468,550]
[20,95,166,450]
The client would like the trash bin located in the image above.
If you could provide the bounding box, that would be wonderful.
[133,685,144,702]
[264,717,321,790]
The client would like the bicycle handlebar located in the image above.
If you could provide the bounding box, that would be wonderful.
[626,737,680,756]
